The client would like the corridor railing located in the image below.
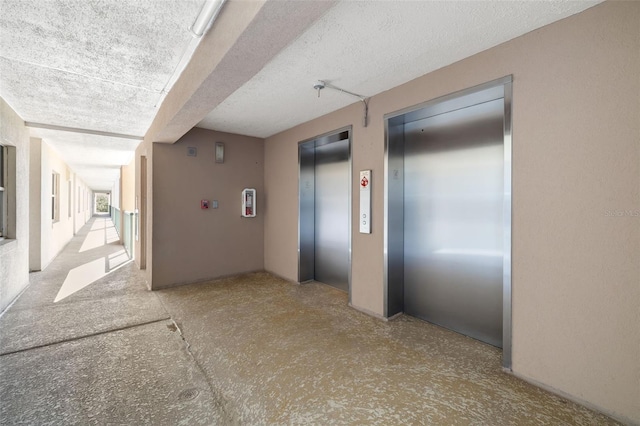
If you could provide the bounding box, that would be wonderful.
[109,206,133,258]
[123,211,134,258]
[110,206,121,237]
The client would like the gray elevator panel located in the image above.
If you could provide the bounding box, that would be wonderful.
[299,144,315,282]
[386,122,405,315]
[314,139,350,291]
[403,99,504,347]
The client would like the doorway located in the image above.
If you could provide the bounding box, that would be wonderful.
[299,127,352,295]
[139,156,147,270]
[384,77,512,367]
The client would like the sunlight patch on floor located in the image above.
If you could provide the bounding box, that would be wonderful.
[90,219,106,231]
[79,229,105,253]
[106,226,120,244]
[109,250,129,270]
[54,258,106,302]
[54,250,132,303]
[80,218,120,252]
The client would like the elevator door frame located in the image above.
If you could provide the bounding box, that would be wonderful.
[383,76,513,369]
[298,126,352,301]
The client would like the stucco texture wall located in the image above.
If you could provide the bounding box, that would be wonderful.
[152,128,265,289]
[29,137,91,271]
[73,177,91,234]
[134,138,152,285]
[40,141,75,268]
[121,159,135,212]
[264,2,640,423]
[0,97,29,312]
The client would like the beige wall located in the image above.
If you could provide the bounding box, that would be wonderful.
[121,159,135,212]
[152,128,264,289]
[133,0,268,287]
[0,97,29,312]
[114,158,136,252]
[264,2,639,423]
[134,139,152,285]
[133,0,276,287]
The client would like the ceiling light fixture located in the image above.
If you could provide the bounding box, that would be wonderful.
[190,0,226,37]
[313,80,370,127]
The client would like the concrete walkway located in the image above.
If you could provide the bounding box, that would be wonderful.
[0,216,225,424]
[0,216,619,425]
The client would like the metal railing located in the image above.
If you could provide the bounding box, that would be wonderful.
[110,206,121,236]
[123,211,134,258]
[109,206,133,259]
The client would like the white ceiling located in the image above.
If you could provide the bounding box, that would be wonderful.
[197,0,602,138]
[29,127,140,190]
[0,0,204,190]
[0,0,602,190]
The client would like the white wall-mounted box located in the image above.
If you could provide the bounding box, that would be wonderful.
[242,188,256,217]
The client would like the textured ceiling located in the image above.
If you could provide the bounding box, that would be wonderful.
[0,0,203,190]
[30,127,139,190]
[0,0,603,190]
[153,0,336,143]
[0,0,201,133]
[197,0,602,138]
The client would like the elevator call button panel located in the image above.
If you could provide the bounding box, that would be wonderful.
[359,170,371,234]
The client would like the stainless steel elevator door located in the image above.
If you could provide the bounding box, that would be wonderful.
[403,99,504,347]
[314,139,350,291]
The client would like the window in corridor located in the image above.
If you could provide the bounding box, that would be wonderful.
[0,144,15,240]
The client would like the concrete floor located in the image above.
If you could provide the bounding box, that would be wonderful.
[0,217,618,425]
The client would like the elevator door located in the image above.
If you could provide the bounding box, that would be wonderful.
[403,99,504,347]
[314,139,350,292]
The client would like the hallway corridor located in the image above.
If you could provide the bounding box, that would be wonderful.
[0,217,618,424]
[0,216,223,424]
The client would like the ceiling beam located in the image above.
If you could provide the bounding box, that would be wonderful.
[147,0,337,144]
[26,122,143,140]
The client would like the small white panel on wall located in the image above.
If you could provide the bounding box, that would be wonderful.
[359,170,371,234]
[242,188,256,217]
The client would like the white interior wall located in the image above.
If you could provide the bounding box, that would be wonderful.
[0,98,30,312]
[78,180,90,229]
[111,177,121,210]
[29,137,91,271]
